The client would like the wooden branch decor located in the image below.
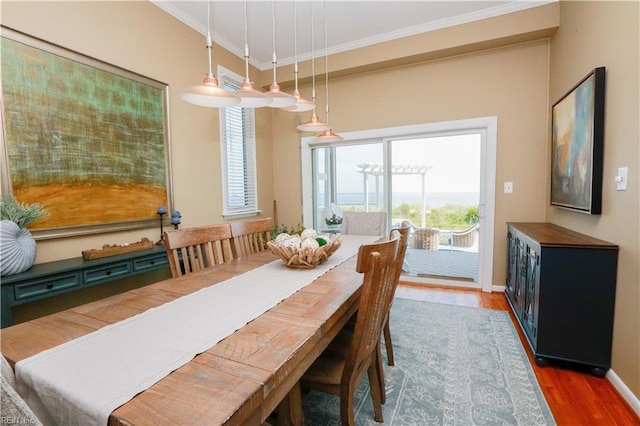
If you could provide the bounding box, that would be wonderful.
[82,237,153,260]
[267,234,342,269]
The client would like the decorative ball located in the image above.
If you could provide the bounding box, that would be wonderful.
[0,220,37,276]
[275,233,291,245]
[300,228,318,240]
[301,238,320,250]
[282,236,301,250]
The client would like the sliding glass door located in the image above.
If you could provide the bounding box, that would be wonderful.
[302,118,496,291]
[390,135,480,284]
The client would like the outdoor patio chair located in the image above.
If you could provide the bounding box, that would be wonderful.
[401,220,440,250]
[341,211,387,236]
[451,223,479,248]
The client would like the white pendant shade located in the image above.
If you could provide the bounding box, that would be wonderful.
[283,3,313,113]
[311,1,342,141]
[282,89,315,112]
[266,83,296,108]
[266,1,296,109]
[297,112,330,132]
[180,0,237,109]
[314,128,344,142]
[236,0,272,109]
[297,3,328,132]
[180,75,240,107]
[236,80,273,108]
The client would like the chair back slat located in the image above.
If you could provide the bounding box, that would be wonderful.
[391,223,411,291]
[230,218,274,258]
[164,224,234,278]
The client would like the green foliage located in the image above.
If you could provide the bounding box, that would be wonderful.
[271,222,305,238]
[338,201,477,231]
[0,194,49,229]
[464,206,480,224]
[391,202,478,231]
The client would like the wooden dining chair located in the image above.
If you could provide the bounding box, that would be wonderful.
[335,224,410,406]
[382,222,411,367]
[299,230,401,425]
[229,217,274,258]
[163,224,234,278]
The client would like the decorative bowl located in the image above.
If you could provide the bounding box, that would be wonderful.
[267,234,342,269]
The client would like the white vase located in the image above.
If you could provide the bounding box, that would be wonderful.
[0,219,37,276]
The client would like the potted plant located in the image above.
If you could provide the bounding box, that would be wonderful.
[324,214,342,226]
[0,194,48,276]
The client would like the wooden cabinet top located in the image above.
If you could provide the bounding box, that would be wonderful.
[507,222,618,249]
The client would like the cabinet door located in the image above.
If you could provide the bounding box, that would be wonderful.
[522,243,539,347]
[510,236,527,316]
[506,229,518,301]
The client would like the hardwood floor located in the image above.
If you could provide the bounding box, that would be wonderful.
[395,282,640,426]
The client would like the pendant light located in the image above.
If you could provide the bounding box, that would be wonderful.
[297,2,330,132]
[266,0,296,108]
[315,1,343,142]
[180,0,239,107]
[236,0,272,108]
[281,1,314,113]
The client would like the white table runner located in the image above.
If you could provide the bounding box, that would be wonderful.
[16,235,377,426]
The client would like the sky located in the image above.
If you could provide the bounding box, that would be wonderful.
[334,134,481,194]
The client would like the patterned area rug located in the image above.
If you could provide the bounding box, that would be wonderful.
[302,298,556,425]
[404,249,478,281]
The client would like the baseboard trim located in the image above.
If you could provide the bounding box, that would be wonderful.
[493,284,639,418]
[607,368,640,418]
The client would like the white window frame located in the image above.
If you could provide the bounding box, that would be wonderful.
[218,66,259,219]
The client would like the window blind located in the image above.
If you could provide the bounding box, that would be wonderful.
[220,75,258,217]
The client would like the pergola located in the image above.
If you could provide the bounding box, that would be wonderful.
[356,163,434,227]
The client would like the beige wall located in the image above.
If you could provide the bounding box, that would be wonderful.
[547,1,640,398]
[1,1,275,262]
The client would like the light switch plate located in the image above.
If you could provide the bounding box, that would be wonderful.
[616,167,628,191]
[504,182,513,193]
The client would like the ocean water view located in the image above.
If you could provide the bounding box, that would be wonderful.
[332,192,479,209]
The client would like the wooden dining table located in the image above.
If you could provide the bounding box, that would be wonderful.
[0,241,368,425]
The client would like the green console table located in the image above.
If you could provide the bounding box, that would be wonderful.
[1,245,170,328]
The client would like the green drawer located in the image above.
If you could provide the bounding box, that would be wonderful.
[133,254,168,272]
[83,262,131,284]
[14,273,80,300]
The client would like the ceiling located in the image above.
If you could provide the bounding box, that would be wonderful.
[151,1,554,71]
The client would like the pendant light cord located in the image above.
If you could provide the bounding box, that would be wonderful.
[205,0,213,78]
[293,2,299,93]
[310,3,317,113]
[271,0,277,85]
[243,0,250,83]
[323,0,329,123]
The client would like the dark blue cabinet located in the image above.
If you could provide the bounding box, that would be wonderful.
[1,245,170,328]
[506,223,618,377]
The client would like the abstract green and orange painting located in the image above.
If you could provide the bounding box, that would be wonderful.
[1,29,171,233]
